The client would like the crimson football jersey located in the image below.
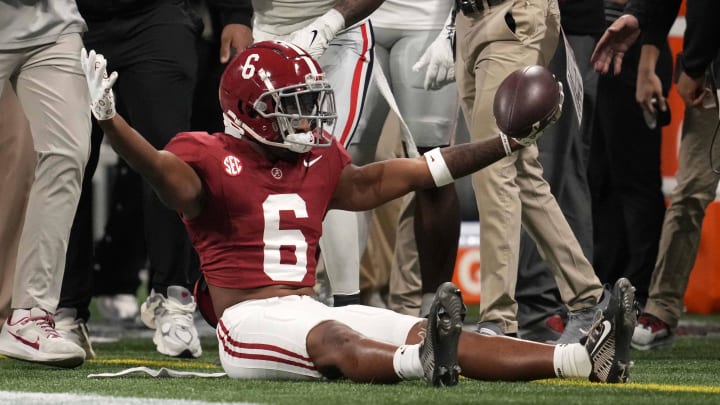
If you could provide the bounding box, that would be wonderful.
[165,132,351,290]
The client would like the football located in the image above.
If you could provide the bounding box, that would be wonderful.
[493,65,563,139]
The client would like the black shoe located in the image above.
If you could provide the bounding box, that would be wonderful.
[419,282,466,387]
[585,278,636,383]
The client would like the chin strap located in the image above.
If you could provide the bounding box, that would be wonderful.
[223,111,313,153]
[223,112,244,139]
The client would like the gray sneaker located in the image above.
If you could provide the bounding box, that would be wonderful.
[54,308,96,360]
[584,278,636,383]
[419,282,465,387]
[557,286,611,344]
[476,321,505,337]
[140,286,202,358]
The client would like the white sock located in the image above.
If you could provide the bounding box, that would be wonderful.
[419,293,435,317]
[553,343,591,378]
[392,344,423,379]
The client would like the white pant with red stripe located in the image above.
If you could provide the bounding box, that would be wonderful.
[217,295,420,380]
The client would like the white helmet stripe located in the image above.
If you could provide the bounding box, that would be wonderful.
[299,56,319,76]
[281,41,320,76]
[283,41,307,55]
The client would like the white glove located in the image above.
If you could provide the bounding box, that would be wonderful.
[412,11,455,90]
[285,9,345,59]
[80,48,118,121]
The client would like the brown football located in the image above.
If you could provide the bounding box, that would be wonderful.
[493,65,562,139]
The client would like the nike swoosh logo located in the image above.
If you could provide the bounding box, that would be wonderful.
[9,331,40,350]
[309,29,319,46]
[590,320,611,357]
[303,155,323,167]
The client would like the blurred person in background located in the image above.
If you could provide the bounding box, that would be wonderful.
[515,0,607,343]
[358,0,462,316]
[0,0,90,368]
[592,0,720,350]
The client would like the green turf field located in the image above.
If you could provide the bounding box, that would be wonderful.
[1,312,719,404]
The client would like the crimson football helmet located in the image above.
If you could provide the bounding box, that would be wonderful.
[219,40,337,153]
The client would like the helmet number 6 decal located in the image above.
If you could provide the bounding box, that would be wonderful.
[241,54,260,79]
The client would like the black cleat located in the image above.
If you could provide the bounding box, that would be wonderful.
[585,277,636,383]
[419,282,466,387]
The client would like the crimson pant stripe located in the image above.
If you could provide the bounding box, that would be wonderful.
[218,320,315,370]
[338,22,372,147]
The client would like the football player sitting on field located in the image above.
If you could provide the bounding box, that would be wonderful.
[80,40,635,386]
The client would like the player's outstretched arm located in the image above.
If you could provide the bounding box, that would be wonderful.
[80,48,205,218]
[332,64,563,212]
[331,135,523,212]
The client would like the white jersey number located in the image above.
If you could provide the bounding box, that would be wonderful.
[262,194,308,281]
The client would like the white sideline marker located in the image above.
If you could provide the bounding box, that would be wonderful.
[0,391,260,405]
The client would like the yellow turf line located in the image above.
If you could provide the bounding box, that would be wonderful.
[0,354,220,370]
[86,358,220,369]
[534,379,720,394]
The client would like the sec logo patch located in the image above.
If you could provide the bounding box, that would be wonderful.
[223,155,242,176]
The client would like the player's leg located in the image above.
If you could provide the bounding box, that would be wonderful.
[317,23,376,306]
[306,320,403,382]
[218,283,463,386]
[218,294,416,382]
[309,282,464,386]
[386,29,462,315]
[457,277,635,383]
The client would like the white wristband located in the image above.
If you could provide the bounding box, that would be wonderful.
[424,147,454,187]
[499,133,513,156]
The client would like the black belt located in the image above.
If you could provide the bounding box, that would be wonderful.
[456,0,506,15]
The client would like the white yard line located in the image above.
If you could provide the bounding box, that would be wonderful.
[0,391,260,405]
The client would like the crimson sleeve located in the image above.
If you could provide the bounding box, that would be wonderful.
[164,132,206,168]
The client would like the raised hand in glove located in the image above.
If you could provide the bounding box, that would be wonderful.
[80,48,118,121]
[412,11,455,90]
[285,9,345,59]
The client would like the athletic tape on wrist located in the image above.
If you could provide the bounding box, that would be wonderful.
[499,133,513,156]
[424,147,454,187]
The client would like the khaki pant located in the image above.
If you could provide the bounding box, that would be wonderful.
[646,105,720,327]
[455,0,602,333]
[0,83,35,323]
[0,33,91,312]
